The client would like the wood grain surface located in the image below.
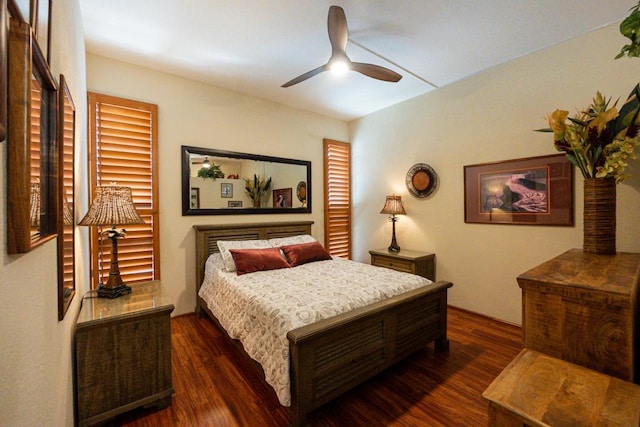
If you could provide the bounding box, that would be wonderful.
[483,349,640,426]
[517,249,640,382]
[107,306,522,426]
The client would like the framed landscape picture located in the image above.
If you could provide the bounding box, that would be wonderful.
[464,154,573,225]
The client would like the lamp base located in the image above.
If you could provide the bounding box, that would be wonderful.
[97,283,132,299]
[388,215,400,253]
[388,244,401,253]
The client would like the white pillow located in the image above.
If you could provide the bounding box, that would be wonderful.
[217,239,272,272]
[268,234,317,247]
[205,253,225,273]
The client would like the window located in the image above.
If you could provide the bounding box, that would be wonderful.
[87,93,160,288]
[323,138,351,259]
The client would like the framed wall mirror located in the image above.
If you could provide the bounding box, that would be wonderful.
[7,17,57,253]
[57,75,75,320]
[181,146,311,215]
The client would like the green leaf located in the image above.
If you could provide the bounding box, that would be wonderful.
[534,127,553,133]
[568,117,588,127]
[615,84,640,135]
[565,154,579,168]
[620,9,640,39]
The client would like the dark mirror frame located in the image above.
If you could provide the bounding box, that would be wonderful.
[181,145,312,215]
[6,16,57,254]
[57,74,75,320]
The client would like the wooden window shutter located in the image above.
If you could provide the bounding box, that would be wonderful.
[323,138,351,259]
[87,92,160,288]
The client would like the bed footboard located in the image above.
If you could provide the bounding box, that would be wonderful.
[287,280,453,426]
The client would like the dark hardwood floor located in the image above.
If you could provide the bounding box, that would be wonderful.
[110,306,522,426]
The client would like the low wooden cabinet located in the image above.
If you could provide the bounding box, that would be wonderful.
[517,249,640,382]
[483,349,640,426]
[369,248,435,280]
[75,281,175,426]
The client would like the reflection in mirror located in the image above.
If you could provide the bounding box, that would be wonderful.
[58,75,75,320]
[182,146,311,215]
[7,17,57,253]
[30,75,42,240]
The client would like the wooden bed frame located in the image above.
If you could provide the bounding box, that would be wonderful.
[193,221,453,426]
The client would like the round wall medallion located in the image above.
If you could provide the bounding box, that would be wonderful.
[296,181,307,202]
[406,163,438,198]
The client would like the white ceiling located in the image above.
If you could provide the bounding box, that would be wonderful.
[79,0,632,121]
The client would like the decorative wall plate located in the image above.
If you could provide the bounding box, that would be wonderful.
[296,181,307,202]
[406,163,438,198]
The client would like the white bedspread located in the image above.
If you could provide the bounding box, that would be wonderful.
[198,255,433,406]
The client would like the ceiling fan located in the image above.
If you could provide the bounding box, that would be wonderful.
[281,5,402,88]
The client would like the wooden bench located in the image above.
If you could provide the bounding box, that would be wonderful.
[482,349,640,426]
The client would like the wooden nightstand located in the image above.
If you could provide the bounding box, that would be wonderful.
[75,281,175,426]
[369,249,435,280]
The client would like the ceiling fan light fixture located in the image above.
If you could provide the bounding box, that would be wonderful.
[329,59,349,74]
[281,5,402,88]
[202,157,211,168]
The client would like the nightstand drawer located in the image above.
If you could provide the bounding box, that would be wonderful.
[371,255,415,273]
[369,249,435,280]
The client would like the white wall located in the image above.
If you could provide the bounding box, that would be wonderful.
[0,0,88,425]
[349,23,640,324]
[86,53,349,315]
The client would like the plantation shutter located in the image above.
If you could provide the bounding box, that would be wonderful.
[60,90,75,289]
[87,92,160,289]
[323,138,351,259]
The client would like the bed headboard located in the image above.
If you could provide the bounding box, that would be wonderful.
[193,221,314,310]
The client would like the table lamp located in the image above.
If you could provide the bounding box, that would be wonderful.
[79,185,145,298]
[380,195,406,253]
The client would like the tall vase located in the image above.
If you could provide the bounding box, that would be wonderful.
[583,178,616,254]
[253,199,261,208]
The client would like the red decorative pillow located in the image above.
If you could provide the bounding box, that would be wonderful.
[229,248,291,275]
[281,241,332,267]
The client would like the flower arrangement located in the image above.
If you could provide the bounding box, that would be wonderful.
[197,164,224,180]
[537,85,640,183]
[244,174,272,207]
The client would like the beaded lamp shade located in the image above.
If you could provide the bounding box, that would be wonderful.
[79,186,145,298]
[79,186,144,226]
[380,195,406,253]
[62,188,74,226]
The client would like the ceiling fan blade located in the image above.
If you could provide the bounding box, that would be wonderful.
[281,64,329,88]
[350,62,402,82]
[328,5,348,55]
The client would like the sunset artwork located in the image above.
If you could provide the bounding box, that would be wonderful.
[479,167,548,214]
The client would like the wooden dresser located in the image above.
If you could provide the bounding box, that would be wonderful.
[75,281,175,426]
[369,248,435,280]
[517,249,640,382]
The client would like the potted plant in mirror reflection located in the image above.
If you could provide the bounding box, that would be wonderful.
[244,174,272,208]
[197,163,224,180]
